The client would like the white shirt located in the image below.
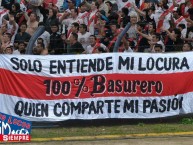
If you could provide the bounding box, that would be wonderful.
[6,22,19,44]
[78,11,89,25]
[188,32,193,46]
[62,17,83,34]
[116,0,135,11]
[181,29,187,38]
[78,32,91,50]
[86,43,107,54]
[176,0,185,5]
[174,17,187,39]
[88,10,98,35]
[127,25,137,40]
[152,40,165,52]
[124,47,133,52]
[35,31,50,48]
[0,8,8,26]
[174,16,187,27]
[151,8,171,31]
[13,49,21,55]
[99,2,109,16]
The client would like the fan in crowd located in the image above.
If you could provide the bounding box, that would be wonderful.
[0,0,193,55]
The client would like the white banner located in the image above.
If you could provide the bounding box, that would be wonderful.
[0,53,193,121]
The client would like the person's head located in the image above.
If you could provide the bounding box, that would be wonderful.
[137,21,146,32]
[178,24,186,31]
[109,20,118,33]
[33,42,44,55]
[152,33,161,42]
[4,46,13,54]
[172,28,181,38]
[2,33,11,42]
[79,24,87,33]
[71,22,79,33]
[20,23,27,32]
[47,2,54,9]
[29,12,37,22]
[37,38,44,44]
[182,43,192,51]
[163,2,169,10]
[105,1,113,11]
[11,2,20,12]
[91,1,99,10]
[121,7,129,17]
[67,0,75,9]
[1,23,8,33]
[18,41,26,52]
[157,0,168,9]
[69,32,78,44]
[37,42,45,49]
[157,0,163,7]
[48,8,57,18]
[129,11,138,24]
[98,0,104,5]
[147,6,155,16]
[79,1,86,13]
[154,44,163,53]
[96,46,106,53]
[89,35,97,46]
[51,23,59,33]
[173,8,180,19]
[148,22,156,33]
[71,8,78,18]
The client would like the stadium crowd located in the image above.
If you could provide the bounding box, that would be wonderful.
[0,0,193,55]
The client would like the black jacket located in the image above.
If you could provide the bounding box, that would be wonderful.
[49,32,65,54]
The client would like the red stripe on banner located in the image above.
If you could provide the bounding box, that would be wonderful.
[1,68,193,100]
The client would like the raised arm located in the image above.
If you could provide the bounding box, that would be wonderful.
[23,11,29,21]
[131,3,145,17]
[136,30,152,41]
